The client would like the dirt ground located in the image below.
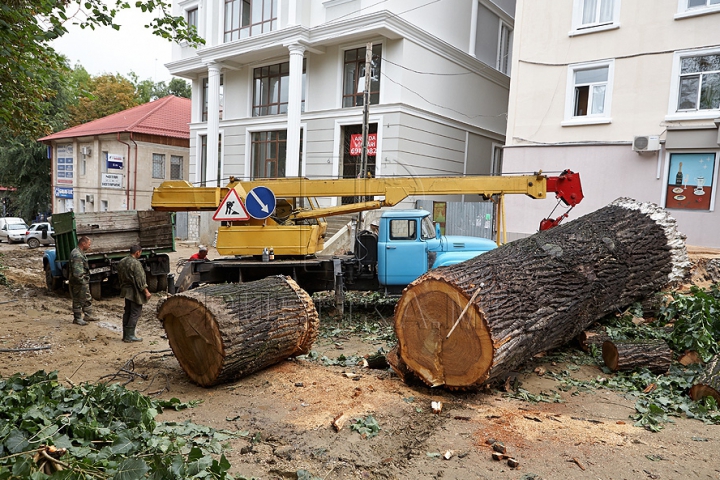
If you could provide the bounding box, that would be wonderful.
[0,241,719,480]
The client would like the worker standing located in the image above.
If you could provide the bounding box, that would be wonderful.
[69,236,95,326]
[117,244,152,342]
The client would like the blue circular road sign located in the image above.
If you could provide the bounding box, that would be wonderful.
[245,186,276,220]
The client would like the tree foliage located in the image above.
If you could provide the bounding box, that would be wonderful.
[132,74,192,104]
[0,0,202,138]
[69,74,139,126]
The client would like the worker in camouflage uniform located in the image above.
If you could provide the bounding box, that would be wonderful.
[117,244,151,342]
[69,236,96,325]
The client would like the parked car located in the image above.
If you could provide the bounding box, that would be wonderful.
[25,222,54,248]
[0,222,29,243]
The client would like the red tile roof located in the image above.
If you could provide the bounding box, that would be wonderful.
[39,95,191,142]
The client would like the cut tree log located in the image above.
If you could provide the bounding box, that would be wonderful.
[689,354,720,404]
[156,276,318,387]
[391,198,690,389]
[601,340,672,374]
[576,329,610,353]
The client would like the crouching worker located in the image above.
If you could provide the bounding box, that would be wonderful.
[117,244,152,342]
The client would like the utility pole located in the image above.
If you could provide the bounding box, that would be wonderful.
[357,42,372,230]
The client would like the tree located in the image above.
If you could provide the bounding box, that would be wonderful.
[68,74,139,126]
[168,78,192,99]
[131,74,191,104]
[0,0,202,138]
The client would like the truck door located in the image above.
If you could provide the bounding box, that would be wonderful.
[378,218,428,286]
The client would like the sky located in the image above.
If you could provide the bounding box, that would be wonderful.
[51,7,175,83]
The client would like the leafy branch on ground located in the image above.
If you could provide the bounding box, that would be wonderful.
[350,416,381,438]
[0,370,237,478]
[507,284,720,431]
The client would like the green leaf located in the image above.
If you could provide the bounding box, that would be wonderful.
[113,458,150,480]
[5,429,29,454]
[110,432,137,454]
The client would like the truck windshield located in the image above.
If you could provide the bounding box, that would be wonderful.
[421,216,436,240]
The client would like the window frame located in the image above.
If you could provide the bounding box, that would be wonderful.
[152,153,166,179]
[202,75,224,122]
[563,59,615,126]
[223,0,278,43]
[569,0,621,36]
[675,0,720,19]
[187,6,198,29]
[342,44,382,108]
[251,130,287,179]
[667,47,720,121]
[252,59,306,117]
[170,155,183,180]
[496,20,513,75]
[389,219,417,241]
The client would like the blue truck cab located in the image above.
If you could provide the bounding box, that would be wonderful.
[375,209,496,286]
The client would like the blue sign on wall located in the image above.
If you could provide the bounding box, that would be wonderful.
[55,187,73,199]
[245,186,276,220]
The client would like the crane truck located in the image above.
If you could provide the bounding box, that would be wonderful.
[152,170,583,296]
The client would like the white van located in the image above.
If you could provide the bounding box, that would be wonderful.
[0,217,29,243]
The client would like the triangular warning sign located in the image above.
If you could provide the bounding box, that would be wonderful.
[213,189,250,221]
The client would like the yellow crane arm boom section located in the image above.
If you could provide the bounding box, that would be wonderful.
[151,173,550,212]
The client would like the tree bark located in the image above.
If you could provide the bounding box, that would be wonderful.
[157,275,318,387]
[689,355,720,404]
[601,340,672,374]
[393,198,690,389]
[576,329,610,353]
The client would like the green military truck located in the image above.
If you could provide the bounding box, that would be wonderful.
[43,210,175,299]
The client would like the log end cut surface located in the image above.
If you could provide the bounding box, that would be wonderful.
[602,341,620,371]
[158,297,225,386]
[394,279,493,388]
[689,385,720,404]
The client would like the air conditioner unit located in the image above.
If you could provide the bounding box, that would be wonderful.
[632,135,660,153]
[81,146,92,156]
[86,195,94,203]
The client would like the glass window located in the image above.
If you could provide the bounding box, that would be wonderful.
[389,219,417,241]
[101,151,108,173]
[687,0,720,8]
[100,200,108,212]
[152,154,165,179]
[581,0,614,26]
[171,155,183,180]
[187,7,198,29]
[573,66,609,116]
[252,131,287,178]
[253,60,306,117]
[343,44,382,108]
[677,54,720,111]
[202,75,224,122]
[200,135,208,186]
[497,22,513,75]
[224,0,277,42]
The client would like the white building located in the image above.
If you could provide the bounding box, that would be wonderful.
[504,0,720,247]
[168,0,516,221]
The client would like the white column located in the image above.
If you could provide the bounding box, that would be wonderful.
[285,44,305,177]
[206,61,222,187]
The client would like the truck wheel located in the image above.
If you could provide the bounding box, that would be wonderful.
[27,238,40,249]
[157,274,168,292]
[44,264,61,293]
[147,274,159,293]
[90,282,102,301]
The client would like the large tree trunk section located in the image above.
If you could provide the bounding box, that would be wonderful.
[689,355,720,404]
[157,276,318,387]
[393,198,689,389]
[602,340,672,374]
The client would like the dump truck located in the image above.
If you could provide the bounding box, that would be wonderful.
[152,170,583,296]
[43,210,175,299]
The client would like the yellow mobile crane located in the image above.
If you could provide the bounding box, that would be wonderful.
[152,170,583,293]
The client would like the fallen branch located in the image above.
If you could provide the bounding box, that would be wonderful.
[0,345,51,352]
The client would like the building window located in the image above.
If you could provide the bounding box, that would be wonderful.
[171,155,183,180]
[571,0,620,35]
[202,75,224,122]
[100,200,108,212]
[665,152,717,211]
[343,44,382,108]
[79,199,86,213]
[252,131,286,178]
[199,135,208,186]
[81,159,86,176]
[564,60,614,125]
[187,7,198,29]
[677,53,720,112]
[152,154,165,179]
[253,60,306,116]
[224,0,277,42]
[497,22,512,75]
[101,151,108,173]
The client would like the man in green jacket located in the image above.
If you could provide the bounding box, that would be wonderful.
[117,244,151,342]
[69,236,95,325]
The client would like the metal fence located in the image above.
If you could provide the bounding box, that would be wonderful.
[415,200,495,240]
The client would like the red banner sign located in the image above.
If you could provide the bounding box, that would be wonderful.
[350,133,377,156]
